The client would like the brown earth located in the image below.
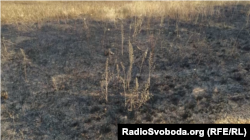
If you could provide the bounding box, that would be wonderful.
[1,4,250,140]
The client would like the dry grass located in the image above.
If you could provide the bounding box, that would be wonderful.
[127,40,134,90]
[2,1,247,24]
[216,116,250,124]
[1,91,8,100]
[105,58,109,102]
[2,2,250,135]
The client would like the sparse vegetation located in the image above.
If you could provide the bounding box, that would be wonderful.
[1,90,8,100]
[2,1,250,140]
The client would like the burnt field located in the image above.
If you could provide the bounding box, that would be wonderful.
[1,3,250,140]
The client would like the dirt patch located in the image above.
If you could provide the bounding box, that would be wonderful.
[1,4,250,140]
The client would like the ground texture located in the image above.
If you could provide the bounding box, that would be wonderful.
[1,4,250,140]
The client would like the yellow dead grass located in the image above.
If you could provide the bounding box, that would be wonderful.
[215,116,250,124]
[2,1,248,24]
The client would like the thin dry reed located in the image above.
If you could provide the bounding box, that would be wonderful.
[140,48,148,74]
[121,22,124,55]
[120,62,126,106]
[20,49,28,82]
[127,40,134,90]
[105,58,109,102]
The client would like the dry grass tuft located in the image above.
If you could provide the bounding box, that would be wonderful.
[1,91,8,100]
[51,77,58,91]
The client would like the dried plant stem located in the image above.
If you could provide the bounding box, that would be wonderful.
[1,40,8,59]
[52,77,58,91]
[114,18,117,28]
[176,21,179,37]
[129,24,132,37]
[105,58,109,102]
[120,62,126,106]
[121,22,124,55]
[133,16,143,38]
[146,51,154,100]
[84,18,90,42]
[127,40,134,90]
[140,48,148,74]
[148,52,153,85]
[160,15,164,27]
[116,64,120,79]
[246,11,250,26]
[133,16,137,38]
[20,49,27,82]
[135,77,139,100]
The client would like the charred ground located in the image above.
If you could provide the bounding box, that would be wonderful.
[1,4,250,140]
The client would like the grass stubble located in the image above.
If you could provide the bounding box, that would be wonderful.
[2,1,250,131]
